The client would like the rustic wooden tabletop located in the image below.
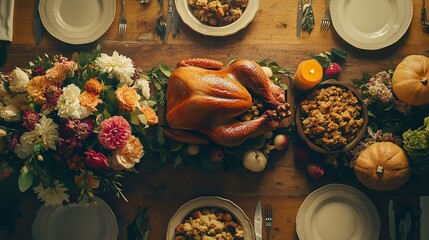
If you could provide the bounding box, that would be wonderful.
[1,0,429,239]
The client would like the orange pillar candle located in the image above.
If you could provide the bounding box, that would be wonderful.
[293,59,323,91]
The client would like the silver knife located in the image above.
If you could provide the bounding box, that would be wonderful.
[33,0,44,45]
[389,199,395,240]
[296,0,303,38]
[166,0,174,37]
[254,201,262,240]
[171,0,179,38]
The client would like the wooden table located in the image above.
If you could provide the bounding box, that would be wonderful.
[1,0,429,239]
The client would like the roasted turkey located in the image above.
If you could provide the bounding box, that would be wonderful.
[165,58,291,147]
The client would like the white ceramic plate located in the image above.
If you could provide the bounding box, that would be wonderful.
[166,196,255,240]
[39,0,116,44]
[175,0,259,36]
[296,184,380,240]
[331,0,412,50]
[31,196,118,240]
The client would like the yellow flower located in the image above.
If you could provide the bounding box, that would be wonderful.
[112,135,144,170]
[84,78,103,95]
[115,85,141,112]
[28,75,49,104]
[79,91,102,111]
[140,106,159,125]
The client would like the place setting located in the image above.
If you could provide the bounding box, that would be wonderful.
[37,0,116,44]
[296,0,413,50]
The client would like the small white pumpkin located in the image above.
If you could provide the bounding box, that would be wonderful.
[261,66,273,78]
[242,150,267,172]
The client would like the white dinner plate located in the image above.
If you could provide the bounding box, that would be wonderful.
[39,0,116,44]
[330,0,412,50]
[175,0,259,36]
[31,196,118,240]
[296,184,380,240]
[166,196,255,240]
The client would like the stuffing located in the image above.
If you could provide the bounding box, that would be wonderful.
[188,0,247,26]
[300,86,363,150]
[175,208,244,240]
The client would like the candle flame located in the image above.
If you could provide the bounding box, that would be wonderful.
[309,69,315,74]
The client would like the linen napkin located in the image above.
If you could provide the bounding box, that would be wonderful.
[0,0,15,42]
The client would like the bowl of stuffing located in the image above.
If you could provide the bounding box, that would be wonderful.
[175,0,260,36]
[295,80,369,154]
[166,196,255,240]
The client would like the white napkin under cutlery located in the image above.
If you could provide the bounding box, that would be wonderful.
[0,0,15,42]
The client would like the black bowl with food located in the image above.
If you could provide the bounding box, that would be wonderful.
[295,80,368,154]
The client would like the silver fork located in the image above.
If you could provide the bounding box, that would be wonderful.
[264,204,272,239]
[321,0,331,31]
[118,0,127,35]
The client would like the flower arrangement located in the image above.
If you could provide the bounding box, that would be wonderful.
[0,47,293,205]
[0,46,158,205]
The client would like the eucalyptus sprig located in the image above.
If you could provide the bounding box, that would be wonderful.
[301,2,315,33]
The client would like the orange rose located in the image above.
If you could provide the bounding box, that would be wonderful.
[115,86,141,112]
[85,78,103,95]
[140,106,159,125]
[28,75,49,104]
[45,63,67,85]
[111,135,144,170]
[79,91,102,111]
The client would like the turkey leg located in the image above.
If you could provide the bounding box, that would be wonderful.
[228,59,291,118]
[202,110,280,147]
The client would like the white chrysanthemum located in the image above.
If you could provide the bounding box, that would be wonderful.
[9,67,29,92]
[14,115,59,159]
[133,77,151,99]
[95,51,135,85]
[56,84,91,119]
[0,104,20,121]
[6,94,28,110]
[33,180,70,206]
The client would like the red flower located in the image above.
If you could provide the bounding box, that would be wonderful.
[84,150,109,170]
[21,110,41,131]
[98,116,131,150]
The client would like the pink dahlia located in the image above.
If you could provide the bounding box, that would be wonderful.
[98,116,131,150]
[84,150,109,170]
[22,110,41,131]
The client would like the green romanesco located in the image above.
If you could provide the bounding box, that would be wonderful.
[403,129,429,157]
[402,116,429,173]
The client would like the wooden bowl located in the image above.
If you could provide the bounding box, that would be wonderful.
[295,80,368,154]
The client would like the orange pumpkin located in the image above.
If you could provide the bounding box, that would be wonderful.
[354,142,410,191]
[392,55,429,106]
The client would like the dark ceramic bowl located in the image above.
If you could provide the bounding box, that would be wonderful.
[295,79,368,154]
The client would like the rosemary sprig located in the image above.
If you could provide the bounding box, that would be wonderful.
[301,3,315,33]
